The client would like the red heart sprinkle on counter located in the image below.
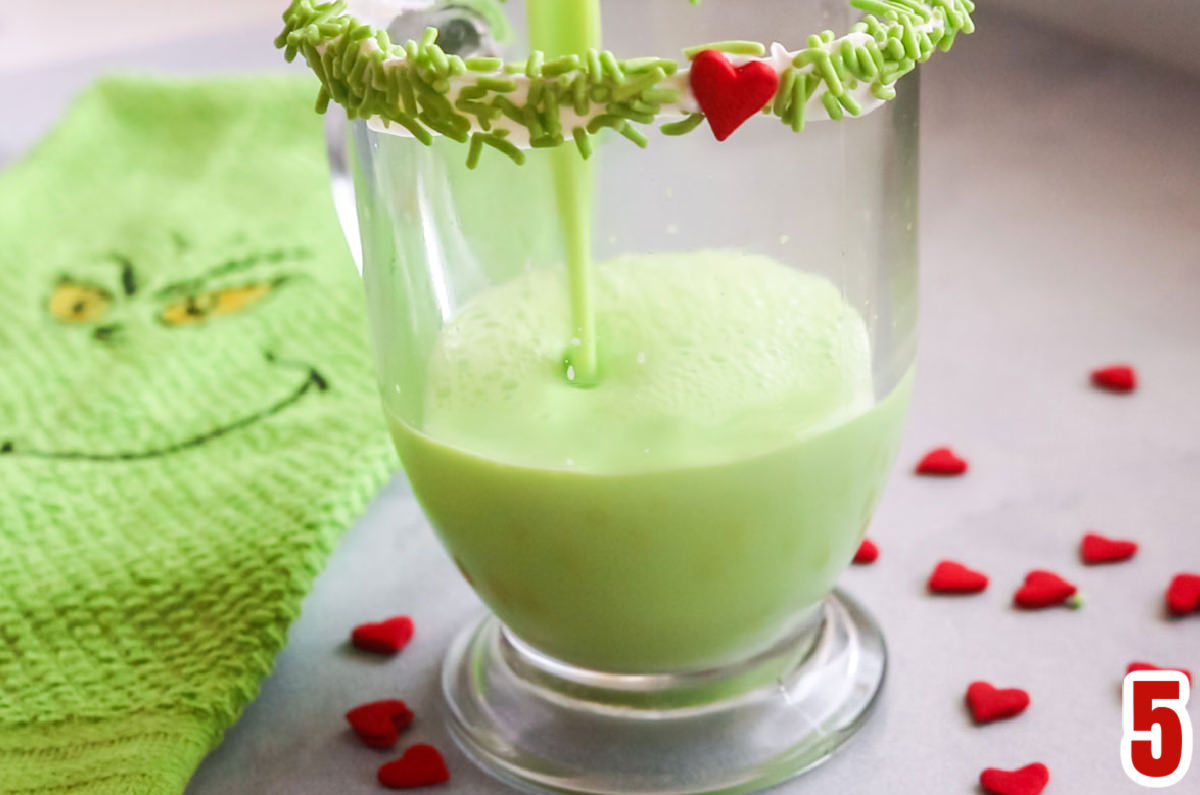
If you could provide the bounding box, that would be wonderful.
[980,763,1049,795]
[914,447,968,476]
[1091,364,1137,393]
[690,49,780,141]
[346,699,414,748]
[1080,532,1138,564]
[853,539,879,565]
[351,616,415,655]
[928,560,989,594]
[966,682,1031,724]
[1127,661,1193,686]
[1166,573,1200,616]
[1014,570,1079,609]
[378,744,451,789]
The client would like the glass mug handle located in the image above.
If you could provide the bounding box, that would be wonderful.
[321,1,503,276]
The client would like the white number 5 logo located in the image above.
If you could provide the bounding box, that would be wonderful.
[1122,670,1192,788]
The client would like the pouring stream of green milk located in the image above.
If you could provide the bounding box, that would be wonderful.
[526,0,601,386]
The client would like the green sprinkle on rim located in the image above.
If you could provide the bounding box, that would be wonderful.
[681,40,767,59]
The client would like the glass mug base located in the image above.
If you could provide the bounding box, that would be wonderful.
[443,589,885,794]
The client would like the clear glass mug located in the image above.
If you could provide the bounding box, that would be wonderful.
[331,0,918,791]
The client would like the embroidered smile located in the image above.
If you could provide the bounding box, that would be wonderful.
[0,355,328,462]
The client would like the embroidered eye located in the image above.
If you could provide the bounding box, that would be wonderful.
[49,281,113,323]
[160,283,273,326]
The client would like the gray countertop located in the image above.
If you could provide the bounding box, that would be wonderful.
[4,8,1199,794]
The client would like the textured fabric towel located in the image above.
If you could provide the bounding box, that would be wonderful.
[0,75,396,793]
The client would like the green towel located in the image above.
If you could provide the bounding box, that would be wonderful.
[0,75,396,793]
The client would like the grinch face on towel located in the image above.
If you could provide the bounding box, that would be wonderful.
[1,229,330,461]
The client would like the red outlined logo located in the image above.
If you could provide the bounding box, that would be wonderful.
[1122,670,1192,788]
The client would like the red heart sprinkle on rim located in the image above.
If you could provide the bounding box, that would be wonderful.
[345,699,414,749]
[1127,661,1193,686]
[966,681,1031,724]
[980,763,1049,795]
[914,447,968,476]
[928,560,989,594]
[1080,532,1138,564]
[351,616,415,656]
[378,744,450,789]
[853,539,879,565]
[689,49,780,142]
[1014,570,1079,609]
[1166,572,1200,616]
[1091,364,1137,393]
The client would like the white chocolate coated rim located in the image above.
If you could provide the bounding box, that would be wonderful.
[279,0,976,162]
[357,23,939,148]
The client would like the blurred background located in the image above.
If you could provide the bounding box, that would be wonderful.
[4,0,1199,75]
[2,2,1195,793]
